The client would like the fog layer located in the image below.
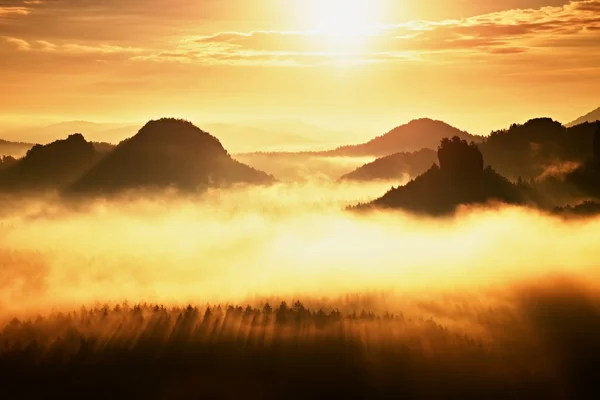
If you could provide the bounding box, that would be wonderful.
[1,181,599,315]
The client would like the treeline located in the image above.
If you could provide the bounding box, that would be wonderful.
[1,302,495,399]
[3,291,600,399]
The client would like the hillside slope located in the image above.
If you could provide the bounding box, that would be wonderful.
[0,134,100,190]
[325,119,480,157]
[69,118,274,194]
[339,149,437,182]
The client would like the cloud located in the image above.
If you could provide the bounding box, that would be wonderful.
[2,0,599,67]
[2,35,145,55]
[61,43,144,55]
[130,0,600,66]
[36,39,55,51]
[4,36,30,50]
[0,7,29,17]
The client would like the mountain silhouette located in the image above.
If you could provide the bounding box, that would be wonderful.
[563,122,600,198]
[0,138,34,158]
[69,118,274,194]
[324,118,480,157]
[567,106,600,127]
[480,118,597,180]
[339,149,437,182]
[0,134,100,191]
[352,136,523,215]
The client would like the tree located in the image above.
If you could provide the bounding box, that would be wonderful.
[437,136,484,179]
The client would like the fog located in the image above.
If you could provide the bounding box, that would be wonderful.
[235,153,378,181]
[1,181,600,318]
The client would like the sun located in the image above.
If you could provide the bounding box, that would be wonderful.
[309,0,376,45]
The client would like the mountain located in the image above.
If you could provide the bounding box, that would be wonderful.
[339,149,437,182]
[0,134,101,190]
[351,137,523,216]
[0,138,34,158]
[480,118,597,180]
[563,123,600,198]
[567,107,600,127]
[69,118,274,194]
[323,118,480,157]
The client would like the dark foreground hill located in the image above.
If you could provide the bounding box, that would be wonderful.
[352,137,523,215]
[480,118,597,180]
[69,118,274,194]
[0,134,101,191]
[324,118,481,157]
[339,149,437,182]
[562,122,600,198]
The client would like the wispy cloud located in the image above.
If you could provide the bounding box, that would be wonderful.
[2,0,600,68]
[3,36,30,50]
[132,1,600,66]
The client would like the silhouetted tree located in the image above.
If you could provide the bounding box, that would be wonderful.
[262,303,273,315]
[0,155,17,171]
[276,301,289,324]
[437,136,484,179]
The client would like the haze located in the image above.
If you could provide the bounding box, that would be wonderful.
[1,184,600,317]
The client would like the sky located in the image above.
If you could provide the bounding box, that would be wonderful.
[1,0,599,138]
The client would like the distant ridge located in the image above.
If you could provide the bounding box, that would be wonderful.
[567,106,600,127]
[0,138,34,158]
[69,118,274,194]
[339,149,437,182]
[323,118,480,157]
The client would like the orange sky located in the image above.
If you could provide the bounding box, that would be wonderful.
[1,0,599,137]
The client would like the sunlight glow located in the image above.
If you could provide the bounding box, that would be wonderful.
[308,0,378,47]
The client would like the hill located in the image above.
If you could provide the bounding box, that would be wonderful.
[567,106,600,127]
[562,122,600,198]
[480,118,597,180]
[0,138,34,158]
[324,118,480,157]
[69,118,274,194]
[352,137,523,215]
[0,134,100,190]
[339,149,437,182]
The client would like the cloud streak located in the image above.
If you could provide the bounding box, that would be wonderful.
[2,1,600,67]
[128,1,600,66]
